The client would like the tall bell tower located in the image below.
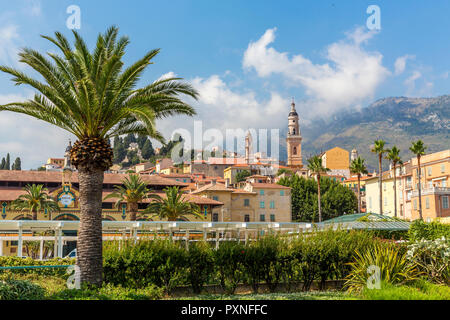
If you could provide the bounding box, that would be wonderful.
[286,98,303,167]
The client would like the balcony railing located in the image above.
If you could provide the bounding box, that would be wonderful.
[412,187,450,197]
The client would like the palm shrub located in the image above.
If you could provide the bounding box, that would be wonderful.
[103,174,150,221]
[10,184,59,220]
[0,26,198,285]
[213,241,245,295]
[186,241,214,294]
[345,242,419,293]
[145,187,203,221]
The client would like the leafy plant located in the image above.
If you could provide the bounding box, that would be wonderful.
[0,277,45,300]
[406,238,449,285]
[345,242,419,293]
[213,241,245,295]
[187,241,214,294]
[408,220,450,241]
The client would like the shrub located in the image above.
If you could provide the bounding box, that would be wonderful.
[0,277,45,300]
[345,242,419,293]
[103,239,187,293]
[0,257,75,277]
[408,220,450,241]
[51,283,163,300]
[187,241,214,294]
[242,235,283,293]
[213,241,245,295]
[288,229,380,291]
[406,238,449,285]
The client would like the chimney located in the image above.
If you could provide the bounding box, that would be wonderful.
[211,179,216,185]
[225,179,229,188]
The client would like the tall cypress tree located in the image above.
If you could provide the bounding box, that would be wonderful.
[137,134,148,150]
[5,153,10,170]
[0,158,5,170]
[13,157,21,170]
[141,139,154,159]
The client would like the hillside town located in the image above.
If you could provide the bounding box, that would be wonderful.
[0,99,448,226]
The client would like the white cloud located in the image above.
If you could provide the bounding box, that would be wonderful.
[24,0,42,17]
[0,93,74,169]
[242,27,390,117]
[394,54,414,75]
[404,71,422,95]
[157,71,177,81]
[156,74,291,150]
[0,25,21,66]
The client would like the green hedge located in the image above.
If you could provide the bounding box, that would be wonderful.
[103,229,383,294]
[408,220,450,241]
[0,257,75,277]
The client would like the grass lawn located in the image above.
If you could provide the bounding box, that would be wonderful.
[170,291,357,300]
[2,274,449,300]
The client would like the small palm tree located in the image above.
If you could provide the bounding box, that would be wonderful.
[371,139,388,215]
[386,146,403,218]
[145,187,203,221]
[307,155,330,222]
[103,174,150,221]
[350,157,368,214]
[410,140,427,220]
[11,184,60,220]
[0,27,197,285]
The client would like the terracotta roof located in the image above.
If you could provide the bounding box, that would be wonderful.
[191,183,234,194]
[0,188,222,207]
[0,188,28,201]
[0,170,187,186]
[249,183,291,189]
[207,157,247,165]
[158,173,191,179]
[103,190,223,206]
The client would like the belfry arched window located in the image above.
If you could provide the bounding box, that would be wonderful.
[293,128,296,135]
[293,147,297,155]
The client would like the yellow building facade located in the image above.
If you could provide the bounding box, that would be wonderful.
[191,181,292,222]
[321,147,350,170]
[410,149,449,221]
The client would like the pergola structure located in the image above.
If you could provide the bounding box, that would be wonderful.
[0,219,410,259]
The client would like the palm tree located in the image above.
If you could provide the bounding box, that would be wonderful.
[386,146,403,218]
[0,27,197,285]
[10,184,60,220]
[307,155,330,222]
[371,139,388,215]
[103,174,150,221]
[410,140,427,220]
[349,157,368,214]
[145,187,203,221]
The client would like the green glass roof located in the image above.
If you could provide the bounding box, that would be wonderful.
[322,213,398,223]
[319,213,410,231]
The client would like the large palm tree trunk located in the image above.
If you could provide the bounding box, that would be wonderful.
[77,166,104,286]
[378,154,383,215]
[393,164,397,218]
[417,157,423,220]
[32,209,37,221]
[317,175,322,222]
[357,175,361,213]
[129,202,138,221]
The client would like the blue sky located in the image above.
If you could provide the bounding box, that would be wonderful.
[0,0,449,168]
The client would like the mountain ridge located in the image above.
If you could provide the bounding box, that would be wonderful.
[279,95,450,171]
